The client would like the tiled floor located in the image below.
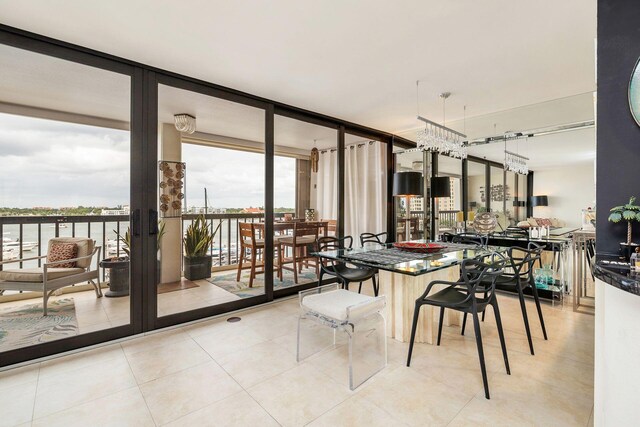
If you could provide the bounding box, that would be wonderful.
[0,287,594,427]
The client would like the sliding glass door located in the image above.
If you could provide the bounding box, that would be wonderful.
[153,78,271,326]
[0,38,141,365]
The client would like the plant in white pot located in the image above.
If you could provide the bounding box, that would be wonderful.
[183,215,221,280]
[608,196,640,260]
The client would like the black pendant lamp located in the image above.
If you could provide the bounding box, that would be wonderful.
[529,195,549,207]
[430,176,451,198]
[392,172,423,197]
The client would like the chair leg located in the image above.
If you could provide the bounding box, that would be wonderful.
[358,281,363,294]
[236,248,245,281]
[292,249,299,284]
[461,312,467,335]
[249,250,256,288]
[472,311,490,399]
[492,299,510,375]
[481,291,488,321]
[318,270,324,286]
[372,274,378,297]
[406,302,422,366]
[437,307,445,346]
[531,283,548,340]
[43,289,49,316]
[517,286,535,355]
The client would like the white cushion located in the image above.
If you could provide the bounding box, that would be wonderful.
[302,289,377,321]
[0,267,85,283]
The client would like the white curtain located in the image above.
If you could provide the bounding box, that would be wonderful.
[315,149,338,221]
[344,141,387,241]
[314,142,387,240]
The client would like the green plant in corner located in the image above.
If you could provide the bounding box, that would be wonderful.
[608,196,640,245]
[183,215,222,258]
[114,227,131,257]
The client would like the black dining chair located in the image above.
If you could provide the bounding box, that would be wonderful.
[359,232,388,247]
[317,236,378,296]
[406,255,510,399]
[451,232,488,247]
[462,245,547,355]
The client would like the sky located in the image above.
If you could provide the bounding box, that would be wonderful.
[0,113,296,209]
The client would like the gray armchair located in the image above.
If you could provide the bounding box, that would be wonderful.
[0,237,102,315]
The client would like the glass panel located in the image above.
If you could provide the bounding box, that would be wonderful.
[274,114,337,288]
[436,154,462,233]
[490,165,508,230]
[394,150,427,241]
[466,160,486,223]
[157,84,265,317]
[345,134,388,245]
[0,43,131,353]
[518,173,528,222]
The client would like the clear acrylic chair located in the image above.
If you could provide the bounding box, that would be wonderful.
[296,283,387,390]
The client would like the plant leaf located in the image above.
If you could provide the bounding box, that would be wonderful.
[610,206,624,212]
[623,210,637,220]
[609,212,622,222]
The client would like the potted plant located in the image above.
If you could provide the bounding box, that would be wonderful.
[100,227,131,297]
[608,196,640,260]
[183,215,221,280]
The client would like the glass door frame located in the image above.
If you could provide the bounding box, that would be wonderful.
[0,27,145,366]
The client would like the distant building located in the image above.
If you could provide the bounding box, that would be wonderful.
[101,205,130,215]
[409,197,424,212]
[243,207,264,214]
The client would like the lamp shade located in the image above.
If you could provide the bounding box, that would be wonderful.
[430,176,451,198]
[392,172,423,196]
[529,195,549,207]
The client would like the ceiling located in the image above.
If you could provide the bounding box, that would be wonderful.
[0,0,596,131]
[0,1,597,165]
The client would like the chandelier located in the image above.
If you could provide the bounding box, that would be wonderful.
[174,114,196,134]
[503,136,529,175]
[415,87,467,159]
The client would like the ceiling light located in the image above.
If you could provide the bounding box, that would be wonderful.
[174,114,196,134]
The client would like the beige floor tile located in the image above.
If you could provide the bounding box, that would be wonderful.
[216,340,298,388]
[34,356,137,419]
[38,343,125,380]
[0,380,37,427]
[32,387,154,427]
[356,366,475,426]
[165,391,279,427]
[140,361,242,425]
[247,363,352,427]
[307,394,407,427]
[193,324,267,360]
[0,363,39,392]
[120,328,191,356]
[125,338,211,384]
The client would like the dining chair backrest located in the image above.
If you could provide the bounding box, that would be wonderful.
[360,232,387,247]
[239,222,257,246]
[293,222,320,247]
[507,246,540,282]
[456,255,507,305]
[317,236,353,252]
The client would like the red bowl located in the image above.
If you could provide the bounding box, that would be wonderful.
[393,242,445,253]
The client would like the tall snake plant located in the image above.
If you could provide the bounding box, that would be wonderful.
[183,215,222,258]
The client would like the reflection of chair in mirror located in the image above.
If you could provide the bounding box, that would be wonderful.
[0,237,102,315]
[237,222,282,287]
[279,222,320,284]
[396,218,420,241]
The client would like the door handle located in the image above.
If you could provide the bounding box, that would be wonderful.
[149,210,159,235]
[132,209,141,237]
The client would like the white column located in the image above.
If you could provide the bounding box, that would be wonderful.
[159,122,182,284]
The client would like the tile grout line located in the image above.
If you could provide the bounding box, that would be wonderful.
[121,342,159,427]
[29,362,41,424]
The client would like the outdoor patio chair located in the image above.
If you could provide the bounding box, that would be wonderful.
[0,237,102,315]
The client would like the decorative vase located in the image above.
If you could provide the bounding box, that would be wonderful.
[305,209,316,222]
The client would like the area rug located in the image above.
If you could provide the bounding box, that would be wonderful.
[0,298,78,352]
[158,278,199,294]
[208,269,319,298]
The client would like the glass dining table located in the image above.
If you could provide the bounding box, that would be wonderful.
[315,241,508,344]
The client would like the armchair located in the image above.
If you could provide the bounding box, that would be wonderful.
[0,237,102,315]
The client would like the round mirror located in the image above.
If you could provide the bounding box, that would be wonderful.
[629,57,640,126]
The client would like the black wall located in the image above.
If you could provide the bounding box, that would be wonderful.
[596,0,640,255]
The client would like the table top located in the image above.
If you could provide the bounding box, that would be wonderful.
[314,240,508,276]
[489,227,578,244]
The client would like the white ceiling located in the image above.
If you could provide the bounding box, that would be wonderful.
[0,0,596,132]
[0,0,597,165]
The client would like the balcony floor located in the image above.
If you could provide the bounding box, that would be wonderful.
[0,287,594,426]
